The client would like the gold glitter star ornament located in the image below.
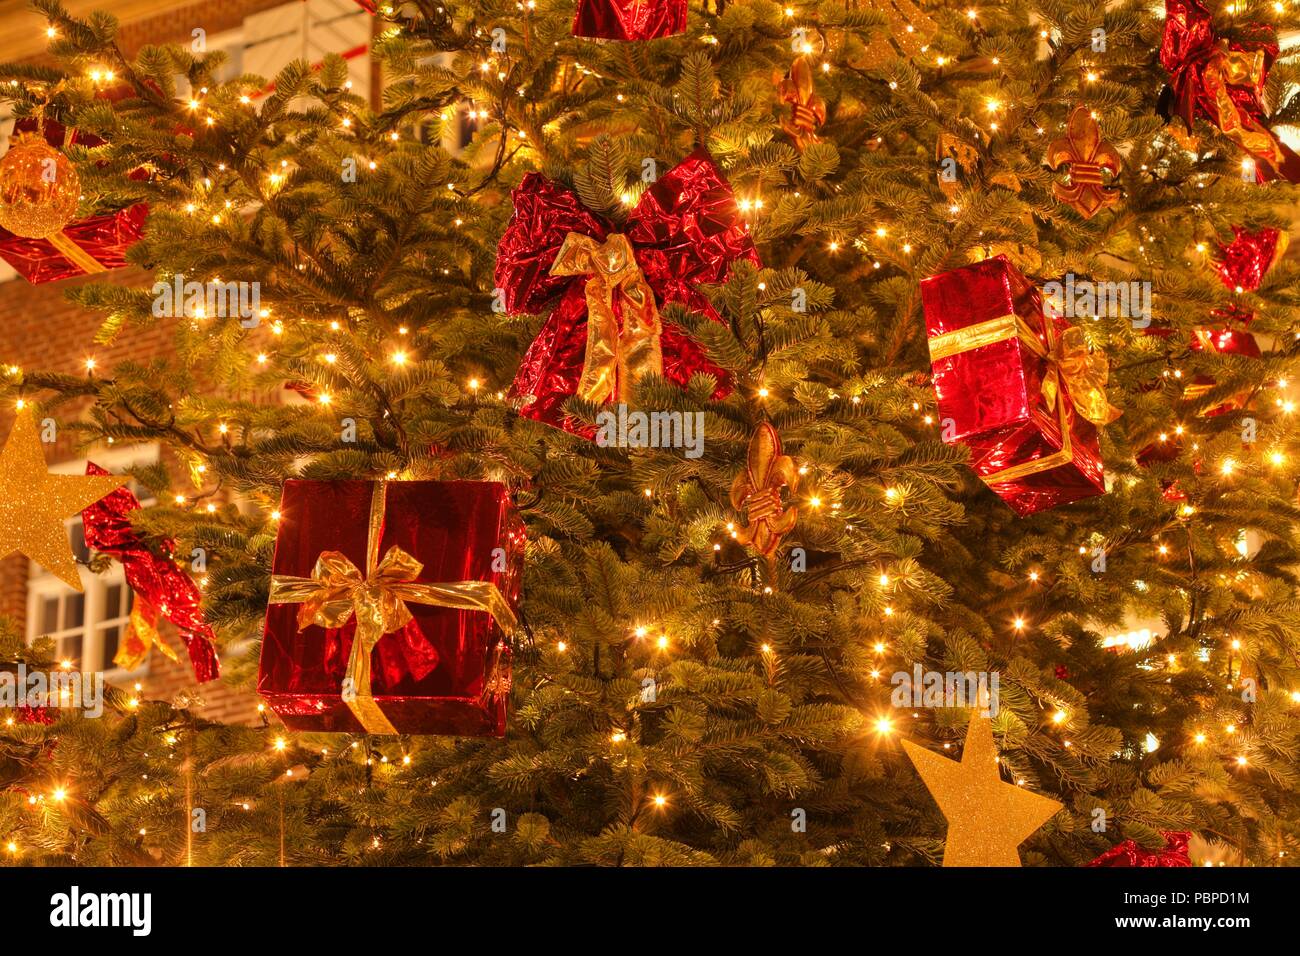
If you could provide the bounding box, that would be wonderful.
[902,712,1063,866]
[0,410,128,590]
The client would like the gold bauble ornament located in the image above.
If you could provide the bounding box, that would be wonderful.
[0,134,81,239]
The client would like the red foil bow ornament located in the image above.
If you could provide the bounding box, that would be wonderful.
[1045,107,1122,219]
[1159,0,1300,183]
[1215,225,1286,294]
[730,423,799,575]
[80,463,220,682]
[1088,831,1192,867]
[572,0,687,41]
[498,147,760,435]
[778,56,827,151]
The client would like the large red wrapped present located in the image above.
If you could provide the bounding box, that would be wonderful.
[498,147,759,435]
[572,0,687,41]
[259,480,524,736]
[920,256,1121,516]
[0,202,147,284]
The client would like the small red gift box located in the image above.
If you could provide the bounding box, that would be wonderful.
[259,480,524,736]
[0,202,148,284]
[921,256,1117,516]
[572,0,687,40]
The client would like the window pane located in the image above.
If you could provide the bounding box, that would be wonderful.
[65,593,85,629]
[99,625,121,670]
[70,520,90,564]
[105,584,123,618]
[57,635,83,668]
[41,597,59,634]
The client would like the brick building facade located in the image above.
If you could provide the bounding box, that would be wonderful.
[0,0,376,725]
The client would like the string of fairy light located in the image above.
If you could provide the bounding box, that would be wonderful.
[4,5,1299,862]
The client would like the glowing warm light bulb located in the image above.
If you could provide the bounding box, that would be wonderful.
[875,717,893,734]
[653,794,667,808]
[556,641,567,652]
[1052,710,1067,724]
[657,635,669,650]
[391,351,407,365]
[274,737,287,751]
[1013,617,1026,631]
[1028,570,1039,582]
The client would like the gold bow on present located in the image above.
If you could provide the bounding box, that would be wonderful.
[928,311,1120,487]
[551,232,664,406]
[268,483,518,734]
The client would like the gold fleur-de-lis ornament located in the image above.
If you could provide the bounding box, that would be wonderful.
[730,422,799,578]
[1045,106,1122,219]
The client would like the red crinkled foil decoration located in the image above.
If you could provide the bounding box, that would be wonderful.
[81,463,220,682]
[1216,225,1283,293]
[1087,831,1192,867]
[1159,0,1300,182]
[497,147,760,434]
[572,0,687,41]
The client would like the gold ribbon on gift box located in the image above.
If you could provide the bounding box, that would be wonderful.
[552,232,664,405]
[45,231,107,275]
[927,311,1120,487]
[267,482,518,734]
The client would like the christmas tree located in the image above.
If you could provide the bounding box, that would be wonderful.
[0,0,1297,868]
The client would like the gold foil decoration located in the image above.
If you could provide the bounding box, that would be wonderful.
[267,482,518,735]
[551,232,664,406]
[936,131,979,200]
[777,56,827,151]
[730,423,799,575]
[1202,43,1291,178]
[113,598,181,671]
[0,409,128,590]
[1045,107,1122,219]
[857,0,938,70]
[902,712,1063,866]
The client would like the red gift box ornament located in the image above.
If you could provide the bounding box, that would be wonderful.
[261,480,523,736]
[572,0,687,41]
[1159,0,1300,183]
[0,202,148,284]
[921,256,1121,517]
[498,147,760,434]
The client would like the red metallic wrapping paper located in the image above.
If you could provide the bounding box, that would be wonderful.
[258,481,524,736]
[920,256,1107,516]
[0,203,148,284]
[572,0,687,41]
[497,147,760,435]
[81,463,221,683]
[1216,226,1284,294]
[1088,831,1192,867]
[1159,0,1300,182]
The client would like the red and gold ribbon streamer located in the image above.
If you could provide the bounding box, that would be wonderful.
[267,482,518,734]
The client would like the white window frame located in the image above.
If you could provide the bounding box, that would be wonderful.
[25,443,161,681]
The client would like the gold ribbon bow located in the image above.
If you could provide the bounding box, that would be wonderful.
[551,232,664,406]
[1203,43,1289,174]
[268,482,518,734]
[928,311,1120,487]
